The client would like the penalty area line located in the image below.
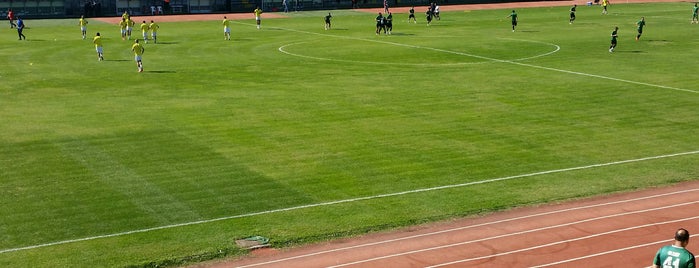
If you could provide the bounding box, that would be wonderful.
[1,149,699,254]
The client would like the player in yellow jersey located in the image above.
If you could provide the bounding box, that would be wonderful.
[131,39,145,72]
[93,32,104,61]
[254,6,262,29]
[79,15,88,39]
[149,20,159,43]
[122,10,129,21]
[119,18,128,40]
[222,16,231,40]
[602,0,609,15]
[126,18,135,39]
[140,20,149,43]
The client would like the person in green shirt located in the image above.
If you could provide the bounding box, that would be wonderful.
[375,12,384,34]
[385,12,392,34]
[653,228,696,268]
[609,26,618,52]
[636,17,645,41]
[408,6,416,23]
[507,10,518,32]
[324,13,332,30]
[693,3,698,24]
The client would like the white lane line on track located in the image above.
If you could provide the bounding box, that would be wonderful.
[427,216,699,268]
[327,201,699,268]
[237,189,699,268]
[2,150,699,255]
[532,234,699,267]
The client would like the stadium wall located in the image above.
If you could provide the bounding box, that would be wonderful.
[0,0,562,19]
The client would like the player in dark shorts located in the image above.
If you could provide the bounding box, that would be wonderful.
[426,8,433,25]
[324,12,332,30]
[385,12,393,34]
[507,10,518,32]
[408,6,416,23]
[636,16,645,41]
[609,26,618,52]
[569,4,577,24]
[375,12,385,34]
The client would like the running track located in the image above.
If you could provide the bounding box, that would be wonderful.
[205,181,699,267]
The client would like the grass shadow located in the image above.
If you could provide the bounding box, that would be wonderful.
[147,70,177,73]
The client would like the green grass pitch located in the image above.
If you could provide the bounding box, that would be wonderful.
[2,2,699,266]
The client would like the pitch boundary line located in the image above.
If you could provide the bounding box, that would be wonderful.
[240,190,699,268]
[2,150,698,255]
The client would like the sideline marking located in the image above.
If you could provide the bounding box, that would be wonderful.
[237,188,699,267]
[1,150,698,254]
[278,38,561,66]
[238,21,699,94]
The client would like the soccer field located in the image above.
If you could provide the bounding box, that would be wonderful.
[2,2,699,267]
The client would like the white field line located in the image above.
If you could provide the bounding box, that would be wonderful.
[427,215,699,268]
[236,21,699,94]
[327,200,699,268]
[235,188,699,268]
[532,234,699,268]
[277,38,560,66]
[2,150,696,255]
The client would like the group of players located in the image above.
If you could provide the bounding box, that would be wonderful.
[376,2,442,34]
[374,11,394,34]
[405,4,441,24]
[78,0,699,72]
[82,11,154,72]
[6,9,26,40]
[116,13,160,43]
